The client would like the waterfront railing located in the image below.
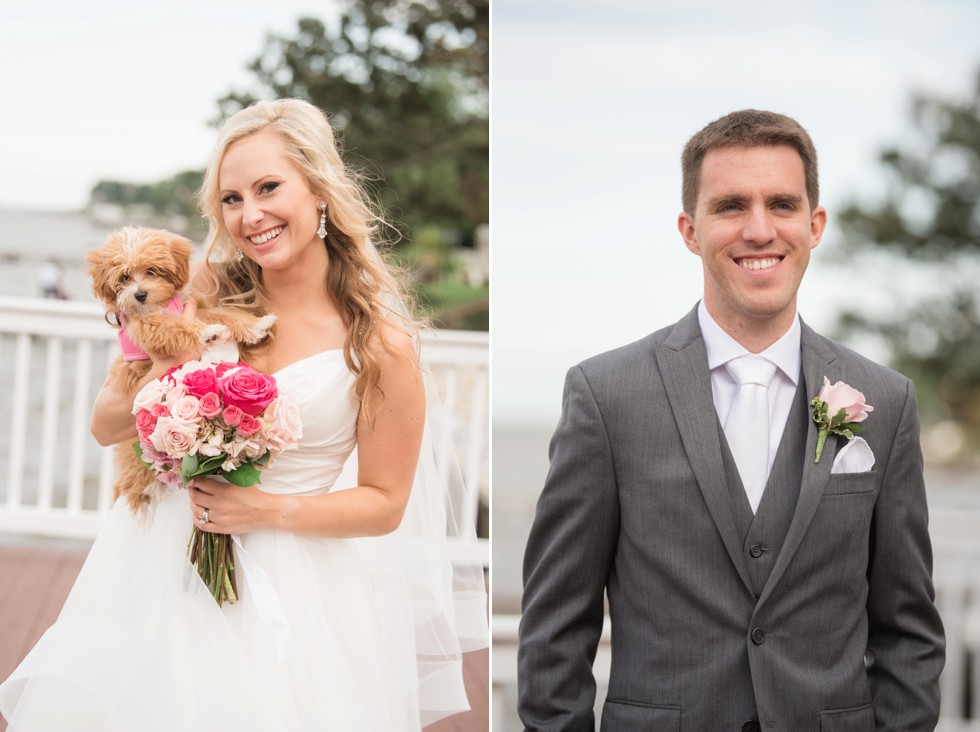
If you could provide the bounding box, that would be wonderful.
[0,296,488,569]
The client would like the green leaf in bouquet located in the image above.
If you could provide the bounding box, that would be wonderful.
[181,455,200,487]
[221,462,262,487]
[195,454,228,475]
[133,442,151,468]
[254,451,271,467]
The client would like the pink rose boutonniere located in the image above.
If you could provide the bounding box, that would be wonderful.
[810,377,874,463]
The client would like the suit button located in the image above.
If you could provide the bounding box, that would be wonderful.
[741,722,760,732]
[749,544,764,558]
[750,628,766,645]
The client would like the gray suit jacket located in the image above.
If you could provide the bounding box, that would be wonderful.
[518,306,945,731]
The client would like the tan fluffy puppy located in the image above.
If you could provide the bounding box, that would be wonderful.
[87,226,276,512]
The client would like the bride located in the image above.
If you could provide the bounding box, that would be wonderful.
[0,99,487,731]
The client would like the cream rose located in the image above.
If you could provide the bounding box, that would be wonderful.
[132,378,169,415]
[169,395,204,426]
[264,396,303,454]
[150,416,198,459]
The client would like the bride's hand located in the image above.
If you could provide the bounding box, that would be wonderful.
[188,476,282,534]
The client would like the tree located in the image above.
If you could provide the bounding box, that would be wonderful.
[215,0,489,247]
[833,69,980,451]
[89,170,206,236]
[85,1,489,329]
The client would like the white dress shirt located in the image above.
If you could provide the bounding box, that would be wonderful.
[698,301,802,480]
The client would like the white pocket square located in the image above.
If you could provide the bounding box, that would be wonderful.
[831,436,875,474]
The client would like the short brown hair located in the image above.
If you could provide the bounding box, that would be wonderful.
[681,109,819,215]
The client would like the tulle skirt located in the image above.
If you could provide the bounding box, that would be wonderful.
[0,488,471,731]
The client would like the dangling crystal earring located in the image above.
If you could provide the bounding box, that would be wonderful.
[236,250,244,262]
[316,201,327,239]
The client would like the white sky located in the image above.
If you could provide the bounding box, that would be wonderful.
[0,0,339,211]
[3,0,979,427]
[492,0,980,426]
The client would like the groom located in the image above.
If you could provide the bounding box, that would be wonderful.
[518,110,945,731]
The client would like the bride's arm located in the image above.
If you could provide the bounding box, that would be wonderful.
[91,354,189,446]
[188,328,425,538]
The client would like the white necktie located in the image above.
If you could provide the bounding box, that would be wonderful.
[724,355,777,514]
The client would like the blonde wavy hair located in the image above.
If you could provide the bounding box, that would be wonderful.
[198,98,416,424]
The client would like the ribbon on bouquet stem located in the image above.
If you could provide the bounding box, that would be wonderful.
[232,534,291,664]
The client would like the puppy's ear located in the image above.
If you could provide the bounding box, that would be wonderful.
[85,246,118,305]
[84,247,103,271]
[168,236,194,289]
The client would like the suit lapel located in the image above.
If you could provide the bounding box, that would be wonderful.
[757,319,842,607]
[657,307,754,596]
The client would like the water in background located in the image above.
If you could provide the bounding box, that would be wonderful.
[494,422,980,613]
[0,208,190,302]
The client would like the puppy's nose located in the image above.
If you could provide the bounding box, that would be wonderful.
[135,290,148,303]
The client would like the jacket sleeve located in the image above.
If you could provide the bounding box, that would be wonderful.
[518,364,620,732]
[866,379,945,730]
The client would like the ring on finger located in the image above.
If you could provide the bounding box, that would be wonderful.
[201,509,210,525]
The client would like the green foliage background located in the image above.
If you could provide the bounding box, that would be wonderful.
[833,68,980,456]
[89,0,488,330]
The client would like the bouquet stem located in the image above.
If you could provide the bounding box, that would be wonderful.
[188,527,239,605]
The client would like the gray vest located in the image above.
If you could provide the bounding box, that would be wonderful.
[720,371,809,599]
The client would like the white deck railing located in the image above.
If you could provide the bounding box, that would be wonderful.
[0,296,488,568]
[492,506,980,731]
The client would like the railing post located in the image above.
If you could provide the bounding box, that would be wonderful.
[0,297,487,570]
[68,339,95,512]
[37,336,63,511]
[7,333,32,509]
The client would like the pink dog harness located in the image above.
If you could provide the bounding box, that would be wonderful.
[117,295,185,361]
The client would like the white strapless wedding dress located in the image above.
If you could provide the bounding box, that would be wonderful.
[0,350,483,731]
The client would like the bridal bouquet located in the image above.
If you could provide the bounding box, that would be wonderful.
[132,360,302,605]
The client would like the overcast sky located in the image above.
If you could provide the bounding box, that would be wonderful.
[492,0,980,426]
[1,0,337,211]
[3,0,979,427]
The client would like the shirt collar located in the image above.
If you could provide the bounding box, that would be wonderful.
[697,300,801,385]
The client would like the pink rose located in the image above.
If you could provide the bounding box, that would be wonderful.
[162,382,188,405]
[238,413,261,436]
[199,391,222,418]
[150,403,169,418]
[136,408,159,440]
[139,442,168,464]
[264,396,303,454]
[182,368,218,398]
[149,416,198,458]
[222,404,243,427]
[170,395,204,425]
[818,377,874,423]
[215,361,246,379]
[219,365,278,417]
[160,366,181,385]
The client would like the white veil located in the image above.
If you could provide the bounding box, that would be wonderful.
[332,241,488,726]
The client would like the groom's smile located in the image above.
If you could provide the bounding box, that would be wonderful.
[736,256,782,271]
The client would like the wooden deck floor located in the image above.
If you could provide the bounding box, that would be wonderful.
[0,542,488,731]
